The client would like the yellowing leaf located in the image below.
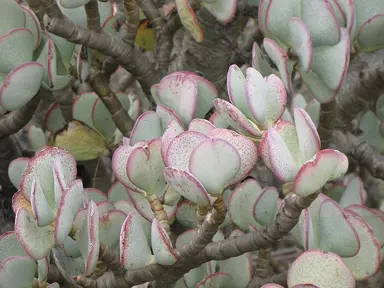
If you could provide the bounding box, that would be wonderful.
[53,120,110,161]
[175,0,203,42]
[135,20,155,51]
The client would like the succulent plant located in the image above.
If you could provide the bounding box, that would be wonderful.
[2,0,384,287]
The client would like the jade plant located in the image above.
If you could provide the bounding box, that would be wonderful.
[1,0,384,287]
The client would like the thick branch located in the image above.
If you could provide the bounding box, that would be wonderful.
[0,93,41,139]
[123,192,318,286]
[45,15,161,93]
[318,99,336,149]
[335,49,384,130]
[123,0,140,45]
[332,130,384,180]
[26,0,45,28]
[84,0,101,31]
[89,73,134,137]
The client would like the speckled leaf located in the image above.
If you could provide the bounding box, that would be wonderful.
[15,208,55,260]
[75,200,100,276]
[188,119,215,136]
[342,210,381,280]
[0,256,37,287]
[151,219,178,265]
[189,139,241,196]
[99,210,126,251]
[31,178,56,227]
[55,179,84,245]
[318,200,359,257]
[339,176,366,208]
[120,211,154,269]
[8,157,30,190]
[289,18,313,72]
[127,139,166,196]
[301,0,341,46]
[228,178,262,231]
[129,111,162,146]
[287,249,355,288]
[0,62,44,111]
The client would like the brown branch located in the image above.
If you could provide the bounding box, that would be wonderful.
[331,130,384,180]
[335,49,384,130]
[0,93,41,139]
[26,0,45,28]
[318,99,336,149]
[44,5,161,93]
[89,73,134,137]
[39,0,63,18]
[85,0,101,31]
[123,0,140,46]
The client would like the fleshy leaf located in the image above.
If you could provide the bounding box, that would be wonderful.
[188,119,215,136]
[175,0,203,42]
[0,256,37,287]
[120,211,154,269]
[166,131,208,170]
[264,0,299,45]
[161,120,185,166]
[83,188,108,206]
[31,178,56,227]
[339,176,366,208]
[92,98,116,141]
[267,127,298,181]
[318,200,359,257]
[99,210,126,250]
[60,0,90,9]
[209,111,229,129]
[0,0,25,35]
[200,0,236,23]
[300,70,337,103]
[164,168,211,206]
[300,0,341,46]
[218,252,252,288]
[37,256,50,285]
[75,200,100,276]
[195,272,232,288]
[0,28,34,74]
[293,149,340,197]
[227,64,253,119]
[127,139,166,196]
[0,62,44,111]
[45,103,66,134]
[251,42,273,76]
[189,139,241,196]
[287,249,355,288]
[342,210,381,280]
[357,14,384,52]
[129,111,162,146]
[244,67,268,124]
[263,38,293,94]
[20,147,77,202]
[8,157,30,190]
[0,231,28,262]
[293,106,320,161]
[289,18,313,72]
[253,187,279,226]
[20,5,41,49]
[151,219,178,265]
[175,201,199,228]
[346,205,384,248]
[15,208,55,260]
[311,28,350,91]
[28,125,47,151]
[72,92,98,130]
[55,179,84,245]
[212,99,263,137]
[156,104,185,131]
[209,128,258,184]
[227,178,262,231]
[157,70,198,126]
